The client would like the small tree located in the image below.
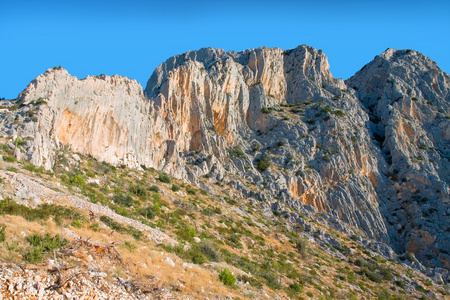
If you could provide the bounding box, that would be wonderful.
[219,268,236,286]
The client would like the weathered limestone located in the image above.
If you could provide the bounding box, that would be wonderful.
[1,45,448,269]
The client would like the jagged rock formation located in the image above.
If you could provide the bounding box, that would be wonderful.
[0,45,449,270]
[347,49,450,269]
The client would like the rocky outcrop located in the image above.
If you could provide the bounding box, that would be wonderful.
[1,45,448,270]
[145,45,389,242]
[0,69,189,178]
[347,48,450,269]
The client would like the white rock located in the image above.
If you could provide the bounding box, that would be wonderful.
[163,257,175,267]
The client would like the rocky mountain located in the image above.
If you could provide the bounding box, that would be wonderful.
[0,44,449,277]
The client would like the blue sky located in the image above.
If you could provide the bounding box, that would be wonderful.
[1,0,449,99]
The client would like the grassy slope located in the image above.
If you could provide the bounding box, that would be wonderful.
[0,139,448,299]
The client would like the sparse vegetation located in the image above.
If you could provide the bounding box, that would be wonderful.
[0,138,443,299]
[256,154,271,172]
[261,107,274,114]
[24,233,67,263]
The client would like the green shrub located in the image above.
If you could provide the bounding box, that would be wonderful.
[219,268,236,286]
[261,271,281,289]
[380,267,394,281]
[71,219,83,228]
[24,247,44,263]
[123,241,137,252]
[27,233,67,251]
[69,174,85,187]
[154,202,161,215]
[149,185,160,193]
[0,200,85,223]
[287,282,303,295]
[330,109,345,117]
[171,184,180,192]
[2,156,15,162]
[129,185,148,199]
[295,238,308,257]
[186,186,196,195]
[191,251,207,264]
[405,251,417,263]
[394,280,405,289]
[113,193,133,207]
[99,215,143,240]
[158,173,171,183]
[89,223,100,232]
[24,233,68,263]
[139,206,155,219]
[261,107,273,114]
[256,155,271,172]
[0,224,6,242]
[361,267,382,283]
[252,143,262,152]
[228,146,246,158]
[177,226,196,242]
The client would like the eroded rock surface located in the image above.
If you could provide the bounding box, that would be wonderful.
[347,48,450,269]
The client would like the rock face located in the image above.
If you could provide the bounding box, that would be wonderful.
[1,45,449,270]
[347,49,450,269]
[0,69,187,178]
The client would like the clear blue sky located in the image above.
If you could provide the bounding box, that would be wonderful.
[1,0,449,99]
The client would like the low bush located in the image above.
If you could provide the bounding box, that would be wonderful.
[261,107,273,114]
[0,224,5,242]
[171,184,180,192]
[158,173,171,183]
[139,206,156,219]
[2,155,15,163]
[256,155,271,172]
[295,238,308,258]
[227,146,246,158]
[24,233,68,263]
[99,215,143,240]
[177,225,196,242]
[361,266,382,283]
[68,174,85,187]
[190,250,207,264]
[129,185,148,199]
[237,274,263,289]
[0,200,85,224]
[149,185,159,193]
[186,186,196,195]
[198,240,221,262]
[287,282,303,296]
[113,193,133,207]
[219,268,236,286]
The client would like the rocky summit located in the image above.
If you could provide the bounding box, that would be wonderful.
[0,45,449,299]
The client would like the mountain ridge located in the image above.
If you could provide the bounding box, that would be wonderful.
[1,45,449,273]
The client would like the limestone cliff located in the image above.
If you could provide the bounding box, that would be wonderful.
[1,45,448,270]
[347,49,450,268]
